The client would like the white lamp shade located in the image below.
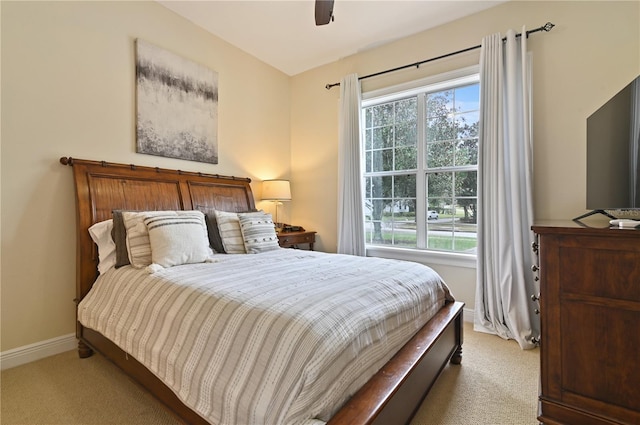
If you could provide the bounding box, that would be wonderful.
[262,180,291,201]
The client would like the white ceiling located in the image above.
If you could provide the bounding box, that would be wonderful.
[157,0,507,76]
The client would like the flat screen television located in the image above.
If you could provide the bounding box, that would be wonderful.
[575,75,640,221]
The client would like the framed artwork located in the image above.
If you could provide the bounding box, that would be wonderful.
[135,39,218,164]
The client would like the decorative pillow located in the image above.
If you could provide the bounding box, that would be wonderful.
[122,211,159,268]
[204,212,226,253]
[88,219,116,274]
[143,211,212,268]
[238,212,280,254]
[213,210,246,254]
[122,211,190,268]
[213,210,265,254]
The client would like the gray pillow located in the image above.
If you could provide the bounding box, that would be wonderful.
[204,213,226,254]
[201,208,259,254]
[111,210,130,268]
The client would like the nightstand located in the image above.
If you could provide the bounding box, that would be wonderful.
[277,230,316,250]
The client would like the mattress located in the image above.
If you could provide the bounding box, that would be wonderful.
[78,248,453,424]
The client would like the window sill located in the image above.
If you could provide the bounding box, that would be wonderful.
[366,245,477,269]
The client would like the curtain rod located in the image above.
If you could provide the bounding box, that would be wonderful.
[325,22,555,90]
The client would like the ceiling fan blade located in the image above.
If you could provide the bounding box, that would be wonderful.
[315,0,334,26]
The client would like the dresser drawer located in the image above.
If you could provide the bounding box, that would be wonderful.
[277,231,316,250]
[554,236,640,301]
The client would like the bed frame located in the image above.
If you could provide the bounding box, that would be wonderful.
[61,156,464,425]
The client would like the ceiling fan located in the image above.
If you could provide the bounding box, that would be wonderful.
[315,0,335,25]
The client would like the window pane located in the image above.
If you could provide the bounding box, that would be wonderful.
[395,146,417,170]
[364,197,385,222]
[365,220,386,244]
[371,149,393,172]
[395,122,417,147]
[372,103,394,126]
[370,175,392,198]
[389,201,417,248]
[427,172,453,199]
[452,199,477,253]
[365,198,389,244]
[427,140,454,168]
[455,138,478,166]
[455,170,477,198]
[365,107,372,128]
[426,117,455,142]
[394,174,416,198]
[454,84,480,112]
[372,126,393,149]
[425,200,477,253]
[455,111,479,139]
[426,90,453,118]
[396,97,417,121]
[365,176,372,199]
[364,128,372,150]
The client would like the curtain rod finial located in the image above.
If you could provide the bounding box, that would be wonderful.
[543,22,555,32]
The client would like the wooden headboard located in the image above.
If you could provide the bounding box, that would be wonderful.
[60,157,255,304]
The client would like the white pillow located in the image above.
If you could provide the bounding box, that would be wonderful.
[214,210,266,254]
[238,212,280,254]
[144,211,212,268]
[88,219,116,274]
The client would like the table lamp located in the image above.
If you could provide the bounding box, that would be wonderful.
[262,179,291,231]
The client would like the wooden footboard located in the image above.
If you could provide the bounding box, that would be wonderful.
[328,300,464,425]
[79,300,463,425]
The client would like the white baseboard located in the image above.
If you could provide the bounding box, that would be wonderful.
[463,307,474,323]
[1,333,76,370]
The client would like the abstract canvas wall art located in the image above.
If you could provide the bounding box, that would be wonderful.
[135,39,218,164]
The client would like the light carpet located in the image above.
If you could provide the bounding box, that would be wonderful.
[410,322,539,425]
[1,322,539,424]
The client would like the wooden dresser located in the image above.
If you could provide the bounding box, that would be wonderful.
[532,222,640,425]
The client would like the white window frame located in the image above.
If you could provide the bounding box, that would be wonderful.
[362,65,479,269]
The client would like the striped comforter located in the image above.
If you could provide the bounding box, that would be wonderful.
[78,249,453,425]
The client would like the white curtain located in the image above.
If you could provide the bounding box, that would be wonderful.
[474,29,539,349]
[337,74,366,256]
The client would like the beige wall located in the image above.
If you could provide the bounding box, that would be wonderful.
[1,1,291,351]
[291,0,639,306]
[2,1,639,352]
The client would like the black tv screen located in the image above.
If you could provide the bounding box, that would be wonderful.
[586,75,640,212]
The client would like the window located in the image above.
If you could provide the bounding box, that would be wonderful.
[363,70,479,256]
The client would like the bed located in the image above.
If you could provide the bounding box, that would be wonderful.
[61,156,464,425]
